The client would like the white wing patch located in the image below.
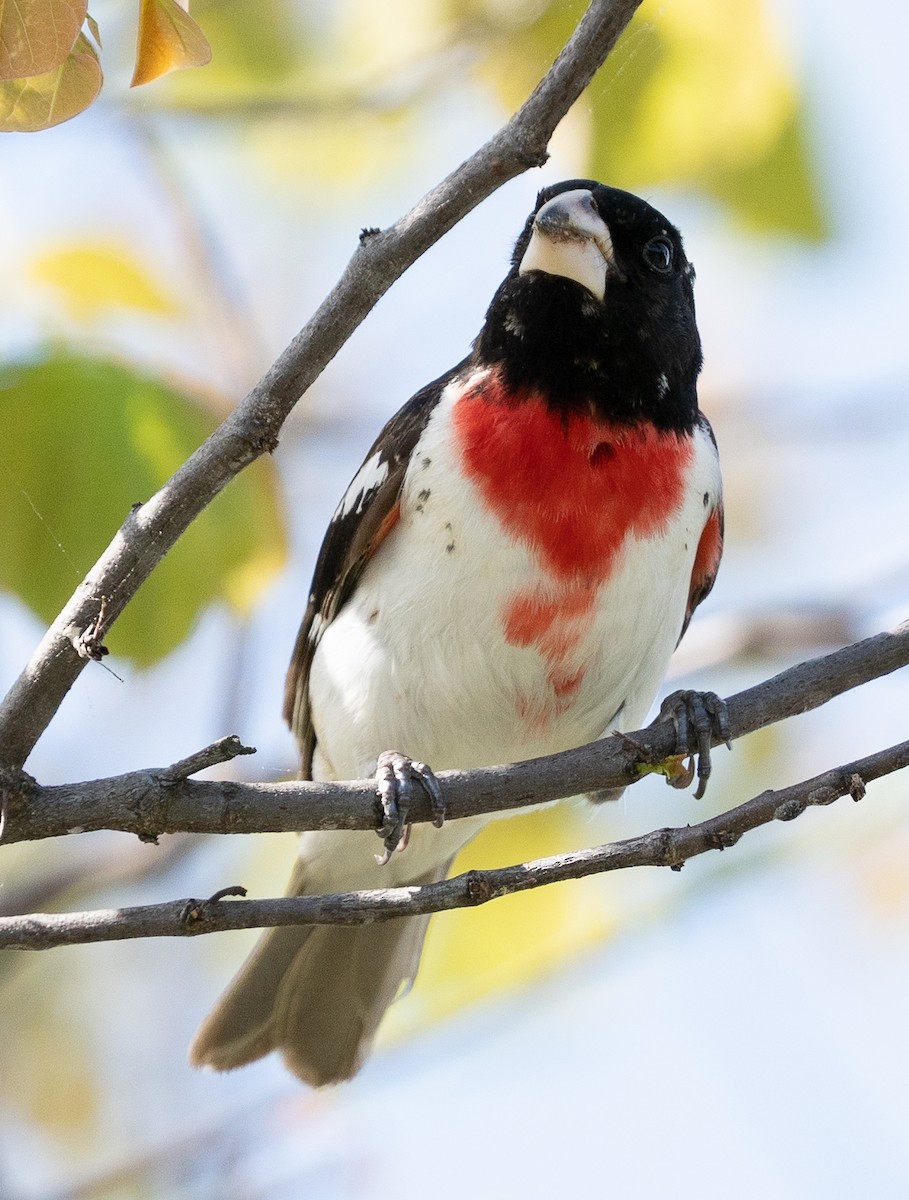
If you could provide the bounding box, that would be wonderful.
[337,452,389,518]
[308,611,325,643]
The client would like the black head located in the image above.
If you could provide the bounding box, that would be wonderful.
[474,180,703,433]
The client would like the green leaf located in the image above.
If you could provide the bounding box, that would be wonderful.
[0,30,101,131]
[186,0,299,85]
[0,352,287,666]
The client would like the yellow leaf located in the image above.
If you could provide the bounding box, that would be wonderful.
[635,753,694,786]
[384,805,616,1035]
[0,0,86,80]
[224,544,288,615]
[0,31,100,131]
[131,0,211,87]
[31,242,181,320]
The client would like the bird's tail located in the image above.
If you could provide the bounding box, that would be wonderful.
[189,829,466,1086]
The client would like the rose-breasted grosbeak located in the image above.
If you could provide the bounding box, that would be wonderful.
[191,181,724,1086]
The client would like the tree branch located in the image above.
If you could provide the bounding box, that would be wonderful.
[0,0,642,772]
[2,622,907,846]
[3,0,905,962]
[1,735,904,951]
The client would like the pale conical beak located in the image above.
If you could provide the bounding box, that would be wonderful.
[518,189,614,301]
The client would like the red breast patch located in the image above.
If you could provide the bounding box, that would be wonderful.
[454,374,694,582]
[453,373,694,719]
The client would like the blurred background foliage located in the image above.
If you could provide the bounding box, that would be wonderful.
[2,0,823,664]
[0,352,283,662]
[2,1,908,1197]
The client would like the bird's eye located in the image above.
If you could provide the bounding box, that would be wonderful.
[643,236,673,273]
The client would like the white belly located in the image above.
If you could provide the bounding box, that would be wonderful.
[309,377,721,782]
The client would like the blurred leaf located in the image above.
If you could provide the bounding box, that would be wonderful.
[588,0,828,239]
[131,0,212,88]
[469,0,827,240]
[183,0,300,86]
[0,0,86,79]
[0,30,100,131]
[147,0,340,113]
[31,242,182,321]
[250,108,414,189]
[0,952,99,1137]
[149,0,452,121]
[332,0,451,85]
[0,351,287,665]
[168,0,449,103]
[85,11,100,48]
[701,105,826,239]
[389,804,615,1030]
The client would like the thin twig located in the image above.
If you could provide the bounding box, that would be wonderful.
[163,737,256,783]
[1,622,907,846]
[1,737,905,951]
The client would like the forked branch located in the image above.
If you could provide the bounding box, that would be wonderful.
[0,734,904,951]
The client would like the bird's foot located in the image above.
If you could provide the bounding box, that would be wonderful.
[374,751,445,866]
[655,689,731,800]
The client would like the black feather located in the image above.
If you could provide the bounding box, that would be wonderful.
[283,363,465,775]
[476,180,702,432]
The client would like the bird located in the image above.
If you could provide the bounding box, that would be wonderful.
[190,179,724,1087]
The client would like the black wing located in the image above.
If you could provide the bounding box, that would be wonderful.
[283,363,466,778]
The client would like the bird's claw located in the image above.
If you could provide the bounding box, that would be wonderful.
[657,689,731,800]
[374,751,445,865]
